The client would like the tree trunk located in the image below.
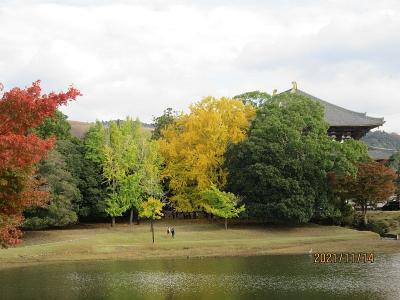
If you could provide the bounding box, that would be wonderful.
[225,218,228,230]
[111,217,115,227]
[151,220,154,243]
[135,210,140,225]
[363,209,368,225]
[363,203,368,225]
[130,208,134,225]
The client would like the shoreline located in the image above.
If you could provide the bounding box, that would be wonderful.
[2,248,399,272]
[1,221,399,270]
[0,251,312,271]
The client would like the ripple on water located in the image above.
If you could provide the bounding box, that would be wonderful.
[64,254,400,300]
[2,254,399,300]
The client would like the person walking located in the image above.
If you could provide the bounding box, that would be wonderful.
[167,227,171,235]
[171,227,175,239]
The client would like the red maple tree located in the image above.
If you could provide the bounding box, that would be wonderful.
[0,81,80,247]
[332,161,396,225]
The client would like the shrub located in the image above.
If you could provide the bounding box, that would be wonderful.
[366,220,391,235]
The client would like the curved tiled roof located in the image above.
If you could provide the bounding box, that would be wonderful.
[282,89,384,128]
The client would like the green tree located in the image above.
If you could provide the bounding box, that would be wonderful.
[121,173,143,224]
[152,108,178,140]
[200,185,245,229]
[139,197,165,243]
[36,111,108,221]
[226,93,369,224]
[24,150,80,228]
[35,110,72,140]
[233,91,271,108]
[129,137,163,224]
[26,109,108,225]
[85,119,163,226]
[102,120,140,226]
[84,121,106,164]
[319,139,371,225]
[57,138,107,219]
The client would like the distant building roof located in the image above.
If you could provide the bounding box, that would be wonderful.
[368,146,396,160]
[281,88,384,128]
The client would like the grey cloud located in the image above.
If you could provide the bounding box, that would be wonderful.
[1,0,400,133]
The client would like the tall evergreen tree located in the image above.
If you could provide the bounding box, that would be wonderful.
[35,110,72,140]
[152,108,178,140]
[57,139,107,219]
[226,93,369,224]
[34,112,108,222]
[24,150,80,228]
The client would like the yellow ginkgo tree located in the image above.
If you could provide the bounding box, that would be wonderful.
[158,96,255,213]
[139,197,165,243]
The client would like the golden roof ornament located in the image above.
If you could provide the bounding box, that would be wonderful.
[290,81,297,93]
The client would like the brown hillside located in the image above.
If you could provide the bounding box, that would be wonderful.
[68,120,93,138]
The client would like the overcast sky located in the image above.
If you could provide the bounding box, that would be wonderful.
[1,0,399,132]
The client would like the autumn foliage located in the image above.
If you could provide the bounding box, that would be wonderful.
[332,161,396,225]
[158,96,255,212]
[0,81,80,247]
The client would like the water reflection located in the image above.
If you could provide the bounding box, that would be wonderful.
[1,254,399,300]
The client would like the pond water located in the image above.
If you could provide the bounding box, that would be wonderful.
[1,254,400,300]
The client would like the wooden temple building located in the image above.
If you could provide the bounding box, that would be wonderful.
[282,82,385,142]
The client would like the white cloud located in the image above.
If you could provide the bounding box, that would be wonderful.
[0,0,399,132]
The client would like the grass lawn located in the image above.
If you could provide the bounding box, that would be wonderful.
[1,219,399,269]
[367,211,400,234]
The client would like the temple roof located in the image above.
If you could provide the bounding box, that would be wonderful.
[282,88,384,128]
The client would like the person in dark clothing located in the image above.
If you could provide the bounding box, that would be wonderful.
[171,227,175,239]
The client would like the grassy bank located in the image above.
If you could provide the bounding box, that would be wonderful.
[1,220,399,269]
[367,211,400,234]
